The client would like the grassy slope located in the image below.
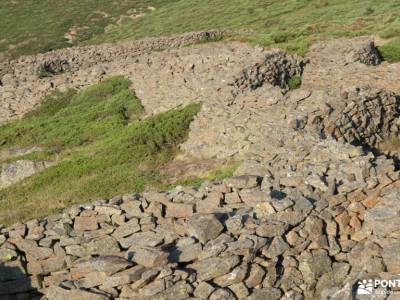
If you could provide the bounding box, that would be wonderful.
[0,0,169,59]
[91,0,400,56]
[0,77,201,224]
[1,0,399,59]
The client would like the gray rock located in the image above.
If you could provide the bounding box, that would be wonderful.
[131,247,169,268]
[187,214,224,243]
[194,281,215,299]
[213,263,247,287]
[264,236,289,258]
[45,286,110,300]
[189,256,240,281]
[225,175,259,189]
[112,218,140,239]
[168,242,202,263]
[119,231,164,249]
[299,250,332,281]
[247,288,282,300]
[210,288,235,300]
[71,256,132,276]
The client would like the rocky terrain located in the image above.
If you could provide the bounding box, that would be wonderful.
[0,31,400,299]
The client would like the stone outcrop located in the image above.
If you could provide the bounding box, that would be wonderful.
[0,30,228,123]
[0,150,398,299]
[0,32,400,300]
[0,159,53,189]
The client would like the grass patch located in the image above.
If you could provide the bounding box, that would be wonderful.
[1,1,400,59]
[288,75,302,90]
[0,0,167,59]
[379,37,400,62]
[0,76,201,224]
[89,0,400,56]
[170,162,239,188]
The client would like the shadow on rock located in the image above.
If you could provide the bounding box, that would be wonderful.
[0,261,42,299]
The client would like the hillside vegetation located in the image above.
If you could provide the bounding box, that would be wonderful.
[0,0,167,59]
[93,0,400,56]
[0,77,203,224]
[0,0,399,59]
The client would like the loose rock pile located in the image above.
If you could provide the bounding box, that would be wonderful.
[0,149,398,299]
[0,32,400,300]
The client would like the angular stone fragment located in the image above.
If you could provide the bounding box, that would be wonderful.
[143,191,170,205]
[71,256,132,277]
[194,281,215,299]
[210,288,235,300]
[112,218,140,239]
[381,239,400,273]
[197,192,223,213]
[141,279,166,297]
[245,263,265,288]
[247,288,282,300]
[225,175,259,189]
[86,235,120,256]
[225,191,242,204]
[225,216,244,235]
[0,248,18,262]
[131,247,169,268]
[119,231,164,249]
[264,236,289,258]
[305,174,328,191]
[152,281,190,300]
[266,211,306,226]
[168,242,202,263]
[9,238,53,260]
[75,271,108,288]
[229,282,249,298]
[120,200,144,218]
[239,189,269,206]
[254,201,276,218]
[74,216,98,231]
[187,214,224,243]
[299,250,332,280]
[256,222,288,237]
[213,263,247,287]
[293,197,314,215]
[166,202,194,218]
[45,286,109,300]
[65,244,87,257]
[100,265,146,288]
[0,235,6,246]
[270,199,294,211]
[189,255,240,281]
[95,205,121,216]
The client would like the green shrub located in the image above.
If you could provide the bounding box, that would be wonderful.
[288,75,302,90]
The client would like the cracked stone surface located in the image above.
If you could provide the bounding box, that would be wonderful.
[0,33,399,299]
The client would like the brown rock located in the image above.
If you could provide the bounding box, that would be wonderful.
[194,281,215,299]
[166,203,194,218]
[187,214,224,243]
[70,256,132,278]
[189,255,240,281]
[131,247,169,268]
[197,192,223,213]
[100,265,146,289]
[245,264,265,288]
[74,216,98,231]
[45,286,110,300]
